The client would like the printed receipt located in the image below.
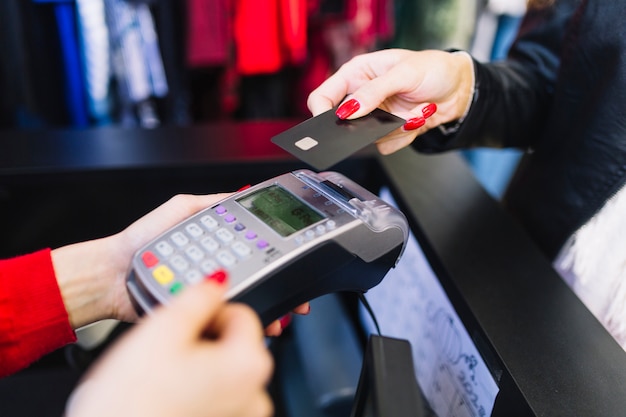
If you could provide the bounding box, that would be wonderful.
[360,188,499,417]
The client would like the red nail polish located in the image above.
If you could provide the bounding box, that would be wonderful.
[279,314,292,329]
[403,116,426,130]
[422,103,437,119]
[207,269,228,285]
[335,98,360,120]
[237,184,251,192]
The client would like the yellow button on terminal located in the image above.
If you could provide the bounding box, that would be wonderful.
[153,265,175,285]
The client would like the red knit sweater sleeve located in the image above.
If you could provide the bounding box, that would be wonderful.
[0,249,76,377]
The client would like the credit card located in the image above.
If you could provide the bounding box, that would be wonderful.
[271,107,405,170]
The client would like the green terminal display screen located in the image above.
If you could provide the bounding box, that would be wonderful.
[237,185,325,237]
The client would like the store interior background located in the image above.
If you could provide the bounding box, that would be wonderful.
[1,0,526,198]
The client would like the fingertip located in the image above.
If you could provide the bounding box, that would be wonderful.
[264,320,283,337]
[376,134,417,155]
[335,98,361,119]
[422,103,438,119]
[376,142,394,155]
[279,314,292,330]
[307,95,336,117]
[403,116,426,131]
[293,303,311,315]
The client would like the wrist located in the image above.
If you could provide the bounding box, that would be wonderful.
[440,50,476,135]
[51,236,127,329]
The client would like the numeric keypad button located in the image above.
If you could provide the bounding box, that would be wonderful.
[185,223,204,238]
[155,241,174,256]
[185,270,203,285]
[200,259,219,274]
[216,250,237,267]
[171,232,189,247]
[170,255,189,272]
[231,241,252,258]
[200,215,218,231]
[215,228,234,244]
[200,236,219,253]
[185,245,204,262]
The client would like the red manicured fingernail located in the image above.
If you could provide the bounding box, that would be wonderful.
[403,116,426,130]
[207,269,228,285]
[422,103,437,119]
[237,184,251,192]
[279,314,292,329]
[335,98,360,119]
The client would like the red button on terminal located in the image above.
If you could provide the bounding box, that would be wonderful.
[141,251,159,268]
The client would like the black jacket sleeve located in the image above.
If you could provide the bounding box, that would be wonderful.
[413,0,582,153]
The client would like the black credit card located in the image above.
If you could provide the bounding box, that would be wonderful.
[271,107,405,170]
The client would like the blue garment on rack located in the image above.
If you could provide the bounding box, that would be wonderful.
[33,0,89,127]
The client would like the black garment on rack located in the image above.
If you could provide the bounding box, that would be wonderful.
[0,1,69,128]
[149,0,192,125]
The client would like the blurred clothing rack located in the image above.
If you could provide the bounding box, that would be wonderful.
[1,0,398,130]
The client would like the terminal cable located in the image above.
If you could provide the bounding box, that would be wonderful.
[358,292,382,336]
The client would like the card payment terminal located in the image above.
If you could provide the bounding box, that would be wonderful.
[126,170,409,326]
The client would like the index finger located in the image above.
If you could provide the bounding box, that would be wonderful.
[306,51,387,116]
[306,73,350,116]
[307,49,415,116]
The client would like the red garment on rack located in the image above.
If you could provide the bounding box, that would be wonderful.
[347,0,395,51]
[234,0,308,75]
[186,0,233,67]
[0,249,76,377]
